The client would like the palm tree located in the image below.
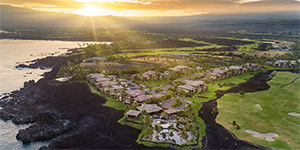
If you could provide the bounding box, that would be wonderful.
[143,114,152,127]
[172,97,182,108]
[132,101,139,109]
[107,84,113,89]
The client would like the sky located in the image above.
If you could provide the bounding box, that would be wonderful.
[1,0,299,17]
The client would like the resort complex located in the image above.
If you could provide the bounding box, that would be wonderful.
[84,58,263,146]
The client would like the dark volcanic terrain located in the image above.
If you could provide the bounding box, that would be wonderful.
[0,52,148,149]
[2,50,294,149]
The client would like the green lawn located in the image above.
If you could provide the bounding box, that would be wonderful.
[237,42,261,52]
[115,38,225,58]
[217,37,263,52]
[144,79,168,88]
[87,82,128,111]
[216,72,300,150]
[218,37,259,42]
[186,73,255,102]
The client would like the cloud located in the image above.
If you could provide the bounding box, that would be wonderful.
[0,0,299,16]
[236,0,262,4]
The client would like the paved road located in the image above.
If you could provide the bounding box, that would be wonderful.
[280,75,300,88]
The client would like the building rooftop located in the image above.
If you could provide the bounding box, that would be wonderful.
[126,110,141,117]
[143,71,156,76]
[229,66,243,70]
[126,90,144,98]
[169,65,193,72]
[245,63,258,67]
[107,75,117,79]
[207,68,228,76]
[178,84,196,91]
[137,104,162,114]
[99,81,118,87]
[160,98,190,114]
[111,85,124,91]
[135,94,153,103]
[85,57,107,61]
[87,73,105,79]
[184,80,205,87]
[95,77,110,82]
[152,91,168,98]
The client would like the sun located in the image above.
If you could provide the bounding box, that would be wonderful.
[73,5,105,16]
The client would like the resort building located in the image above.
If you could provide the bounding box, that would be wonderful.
[137,104,163,114]
[273,60,299,68]
[84,57,107,63]
[126,110,141,118]
[169,65,193,72]
[140,71,165,80]
[159,98,190,115]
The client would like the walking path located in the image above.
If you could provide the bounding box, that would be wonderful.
[280,76,300,88]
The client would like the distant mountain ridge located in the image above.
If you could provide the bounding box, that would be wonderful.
[1,5,299,32]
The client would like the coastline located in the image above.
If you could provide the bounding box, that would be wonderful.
[1,43,297,149]
[0,37,114,43]
[0,49,148,149]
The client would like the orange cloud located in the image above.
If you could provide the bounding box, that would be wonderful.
[0,0,299,16]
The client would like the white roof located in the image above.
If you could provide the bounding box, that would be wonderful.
[126,90,144,97]
[137,104,162,113]
[135,94,153,102]
[87,73,105,79]
[112,85,124,91]
[178,85,196,91]
[184,80,205,87]
[229,66,242,70]
[169,65,192,72]
[99,81,117,87]
[126,110,141,117]
[95,77,110,82]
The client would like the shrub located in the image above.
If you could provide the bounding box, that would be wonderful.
[239,90,245,95]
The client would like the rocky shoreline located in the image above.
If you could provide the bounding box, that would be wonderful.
[0,50,148,149]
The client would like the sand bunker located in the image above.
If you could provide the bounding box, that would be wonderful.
[254,104,263,111]
[288,112,300,116]
[244,129,279,141]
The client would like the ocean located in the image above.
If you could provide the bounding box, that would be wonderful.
[0,39,110,150]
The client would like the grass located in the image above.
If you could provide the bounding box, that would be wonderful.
[116,38,225,58]
[216,72,300,150]
[264,65,298,71]
[118,116,144,130]
[127,115,144,123]
[217,37,263,52]
[144,79,168,88]
[116,47,209,57]
[182,73,256,148]
[187,73,255,102]
[218,37,259,42]
[237,42,261,52]
[87,82,128,111]
[179,38,221,45]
